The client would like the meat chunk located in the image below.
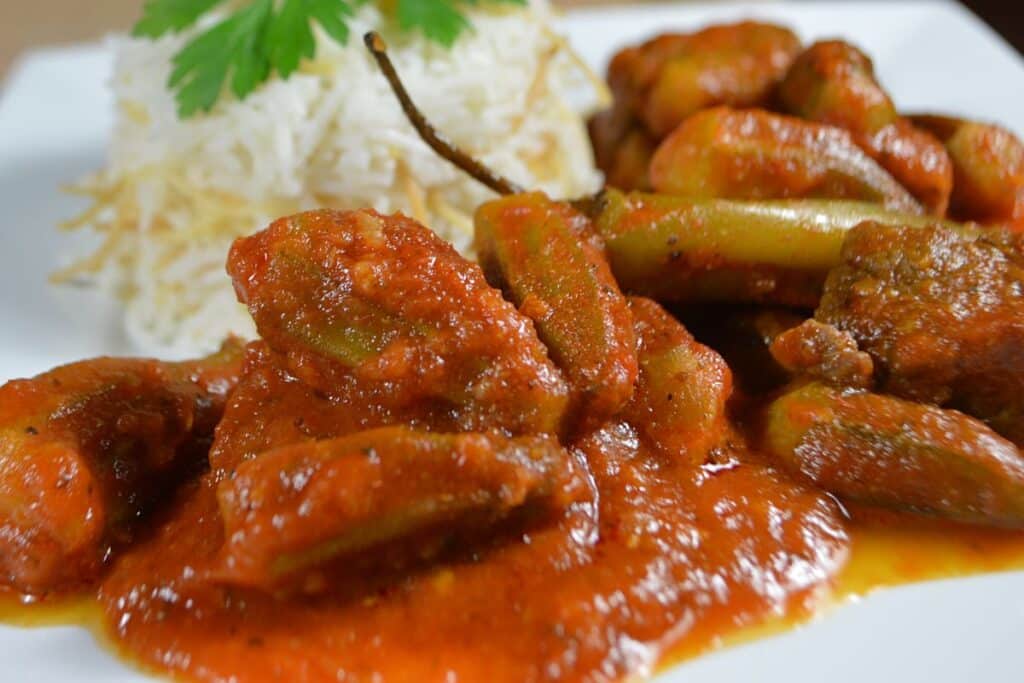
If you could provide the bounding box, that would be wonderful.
[817,222,1024,443]
[227,209,570,435]
[770,319,874,389]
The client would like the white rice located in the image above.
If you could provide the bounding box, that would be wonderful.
[60,0,605,358]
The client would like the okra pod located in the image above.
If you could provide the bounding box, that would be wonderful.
[0,339,245,593]
[593,189,953,307]
[764,382,1024,527]
[911,114,1024,229]
[649,107,922,213]
[475,193,637,430]
[778,40,953,215]
[610,21,801,138]
[623,297,732,464]
[216,427,586,588]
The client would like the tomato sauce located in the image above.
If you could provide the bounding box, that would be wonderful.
[4,428,1023,682]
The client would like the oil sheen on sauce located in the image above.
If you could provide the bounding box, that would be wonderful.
[2,428,1024,682]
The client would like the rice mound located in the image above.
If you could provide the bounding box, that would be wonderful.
[60,0,606,357]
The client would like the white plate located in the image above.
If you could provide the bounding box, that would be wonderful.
[1,1,1023,681]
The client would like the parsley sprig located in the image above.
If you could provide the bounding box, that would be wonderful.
[133,0,525,118]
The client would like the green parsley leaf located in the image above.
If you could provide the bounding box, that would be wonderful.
[133,0,227,38]
[135,0,525,118]
[267,0,317,78]
[396,0,468,47]
[168,0,274,117]
[396,0,525,47]
[306,0,358,45]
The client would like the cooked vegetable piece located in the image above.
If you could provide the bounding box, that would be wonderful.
[778,40,952,215]
[216,427,585,588]
[764,382,1024,527]
[623,297,732,465]
[911,114,1024,229]
[475,193,637,430]
[609,21,801,137]
[0,339,244,593]
[227,208,570,435]
[649,107,922,212]
[817,221,1024,445]
[593,188,955,306]
[770,319,874,389]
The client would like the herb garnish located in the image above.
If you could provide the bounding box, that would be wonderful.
[133,0,526,118]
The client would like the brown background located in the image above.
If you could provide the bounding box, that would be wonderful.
[1,1,1019,78]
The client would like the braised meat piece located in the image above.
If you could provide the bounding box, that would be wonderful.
[817,222,1024,443]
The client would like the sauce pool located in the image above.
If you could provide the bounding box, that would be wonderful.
[3,462,1024,681]
[660,510,1024,668]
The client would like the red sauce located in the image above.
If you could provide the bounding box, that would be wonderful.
[97,423,845,681]
[5,441,1023,682]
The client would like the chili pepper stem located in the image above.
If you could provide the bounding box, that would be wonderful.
[364,31,606,213]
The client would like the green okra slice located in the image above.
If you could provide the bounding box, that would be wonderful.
[0,339,244,593]
[623,297,732,465]
[594,189,963,307]
[649,107,922,213]
[911,114,1024,228]
[764,381,1024,527]
[475,193,638,430]
[216,427,587,587]
[777,40,952,214]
